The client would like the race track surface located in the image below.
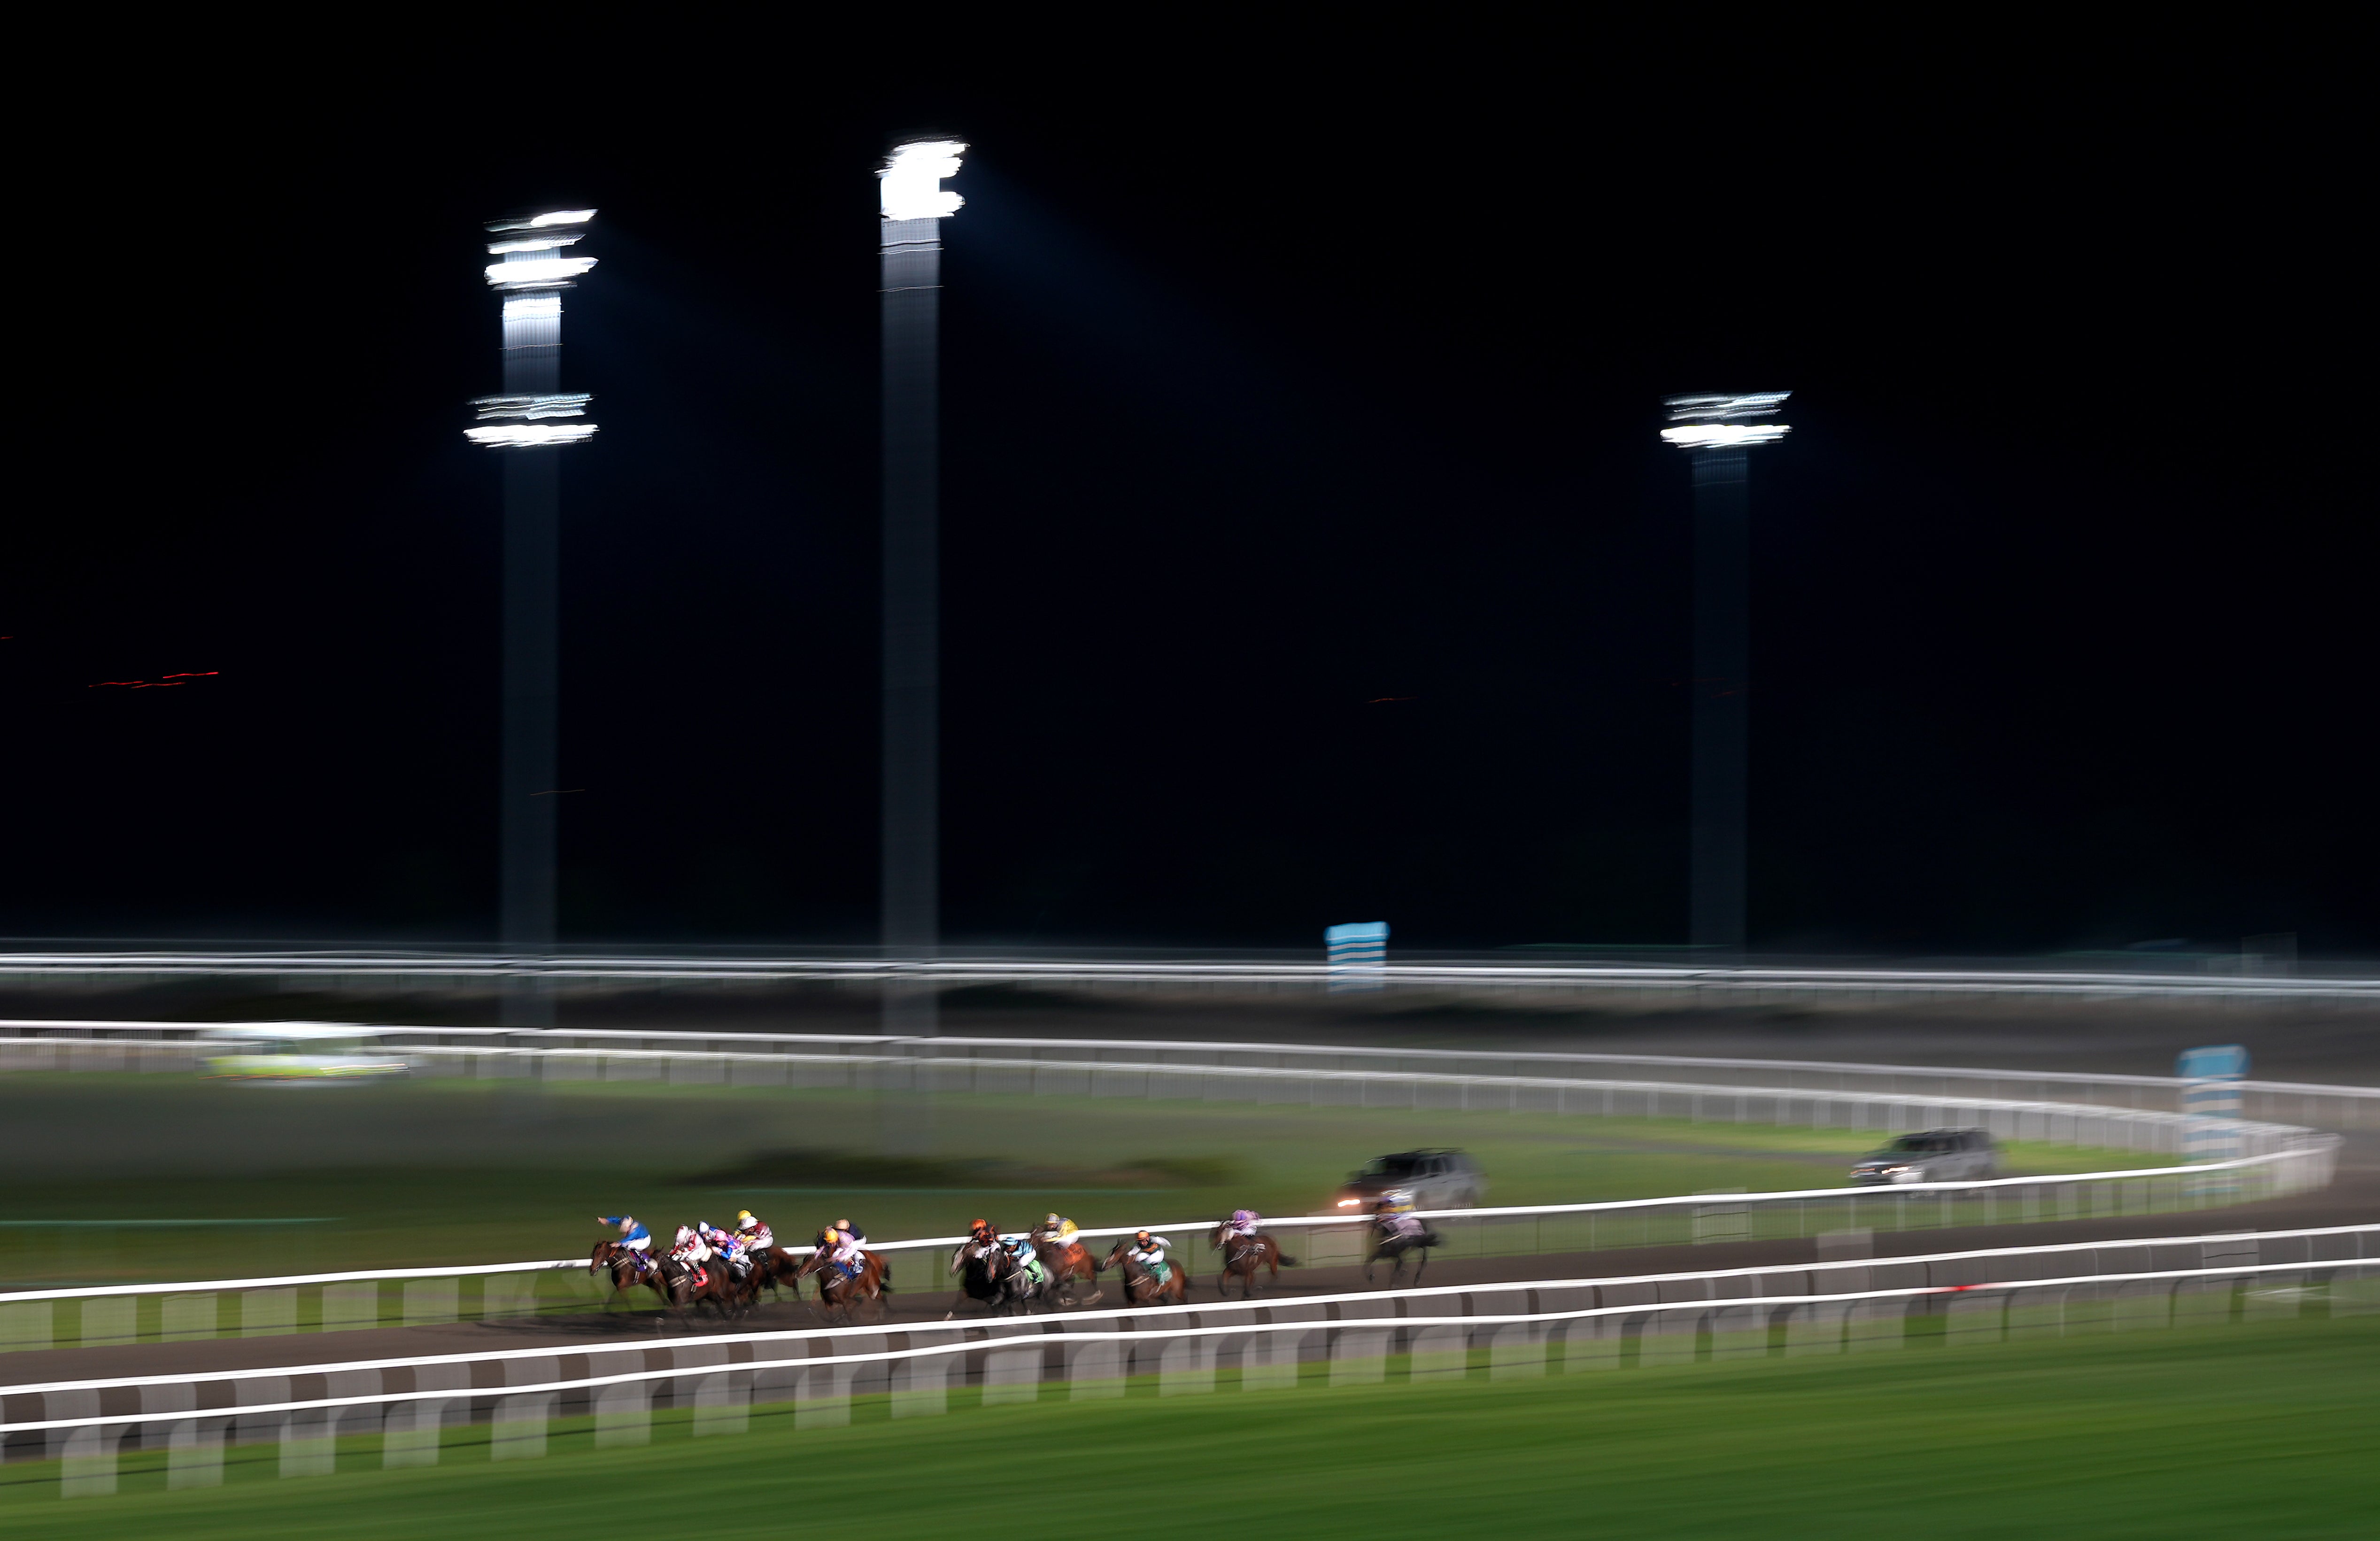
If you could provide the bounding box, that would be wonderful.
[10,1128,2372,1388]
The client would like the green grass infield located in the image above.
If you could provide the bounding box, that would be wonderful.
[1,1316,2370,1538]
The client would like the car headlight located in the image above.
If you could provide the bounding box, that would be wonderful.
[1888,1166,1922,1184]
[1335,1199,1360,1208]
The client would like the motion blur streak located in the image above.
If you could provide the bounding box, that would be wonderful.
[464,424,597,447]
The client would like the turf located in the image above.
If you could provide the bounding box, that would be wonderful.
[0,1073,2157,1287]
[3,1317,2369,1538]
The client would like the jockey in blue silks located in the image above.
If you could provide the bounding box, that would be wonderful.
[597,1215,653,1271]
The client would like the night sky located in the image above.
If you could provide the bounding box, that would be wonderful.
[9,30,2369,955]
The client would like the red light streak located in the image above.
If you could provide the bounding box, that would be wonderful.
[89,671,221,690]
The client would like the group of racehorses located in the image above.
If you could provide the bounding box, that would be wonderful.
[587,1229,890,1324]
[590,1214,1428,1325]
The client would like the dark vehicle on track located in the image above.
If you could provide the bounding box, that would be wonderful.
[1849,1129,1999,1186]
[1330,1149,1485,1213]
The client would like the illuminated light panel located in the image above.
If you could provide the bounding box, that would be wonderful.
[1664,391,1791,423]
[880,140,966,221]
[484,255,596,288]
[502,294,562,322]
[486,234,583,255]
[471,393,592,420]
[487,209,597,232]
[1661,423,1791,449]
[465,423,598,448]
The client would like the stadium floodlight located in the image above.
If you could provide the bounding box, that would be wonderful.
[1661,422,1790,449]
[464,423,598,447]
[1667,391,1791,421]
[486,209,597,232]
[879,140,966,221]
[486,234,584,255]
[878,136,964,1061]
[1662,389,1790,961]
[1662,391,1791,448]
[471,393,592,420]
[484,254,597,288]
[468,209,598,1032]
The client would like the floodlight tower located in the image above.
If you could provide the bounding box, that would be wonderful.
[1661,392,1789,960]
[468,210,598,1030]
[878,140,963,1037]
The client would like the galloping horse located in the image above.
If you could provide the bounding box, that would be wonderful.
[794,1239,894,1324]
[946,1237,1037,1318]
[1029,1229,1104,1308]
[1208,1223,1296,1299]
[654,1250,744,1323]
[1363,1215,1440,1286]
[589,1241,666,1310]
[751,1245,808,1298]
[1100,1240,1190,1307]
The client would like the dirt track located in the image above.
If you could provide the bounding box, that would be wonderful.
[9,1128,2372,1389]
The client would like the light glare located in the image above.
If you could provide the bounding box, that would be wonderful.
[465,423,598,448]
[1661,423,1791,449]
[486,235,583,256]
[881,140,966,221]
[487,209,598,233]
[1665,392,1792,422]
[471,394,592,420]
[485,256,597,288]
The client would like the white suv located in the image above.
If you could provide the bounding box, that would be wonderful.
[1848,1129,1999,1186]
[1331,1149,1487,1212]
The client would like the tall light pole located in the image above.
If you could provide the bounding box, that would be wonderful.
[468,210,597,1030]
[1661,391,1788,961]
[878,141,963,1039]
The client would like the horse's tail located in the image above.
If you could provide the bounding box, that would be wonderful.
[1278,1254,1298,1268]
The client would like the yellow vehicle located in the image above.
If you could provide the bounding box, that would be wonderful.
[200,1024,409,1080]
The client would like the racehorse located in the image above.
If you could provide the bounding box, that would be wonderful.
[709,1244,771,1315]
[1100,1239,1190,1307]
[1363,1216,1440,1287]
[751,1244,807,1298]
[1208,1222,1296,1299]
[945,1236,1038,1318]
[794,1240,894,1324]
[589,1241,667,1310]
[1029,1229,1104,1308]
[654,1250,744,1323]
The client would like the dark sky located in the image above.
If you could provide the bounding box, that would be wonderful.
[8,26,2369,955]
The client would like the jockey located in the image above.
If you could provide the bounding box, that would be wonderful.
[669,1224,712,1287]
[823,1223,866,1278]
[1127,1229,1174,1282]
[1001,1231,1048,1288]
[733,1209,774,1252]
[1226,1208,1262,1239]
[704,1222,749,1277]
[597,1215,653,1272]
[1038,1212,1081,1248]
[834,1217,867,1248]
[1373,1197,1425,1242]
[968,1218,997,1246]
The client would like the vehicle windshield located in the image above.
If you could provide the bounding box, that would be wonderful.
[1881,1134,1950,1154]
[1358,1155,1423,1178]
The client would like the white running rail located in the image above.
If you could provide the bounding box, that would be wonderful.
[0,1143,2339,1350]
[5,951,2378,1001]
[8,1022,2377,1126]
[7,1251,2377,1492]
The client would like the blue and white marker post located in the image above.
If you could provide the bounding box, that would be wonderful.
[2179,1043,2250,1199]
[1326,922,1389,992]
